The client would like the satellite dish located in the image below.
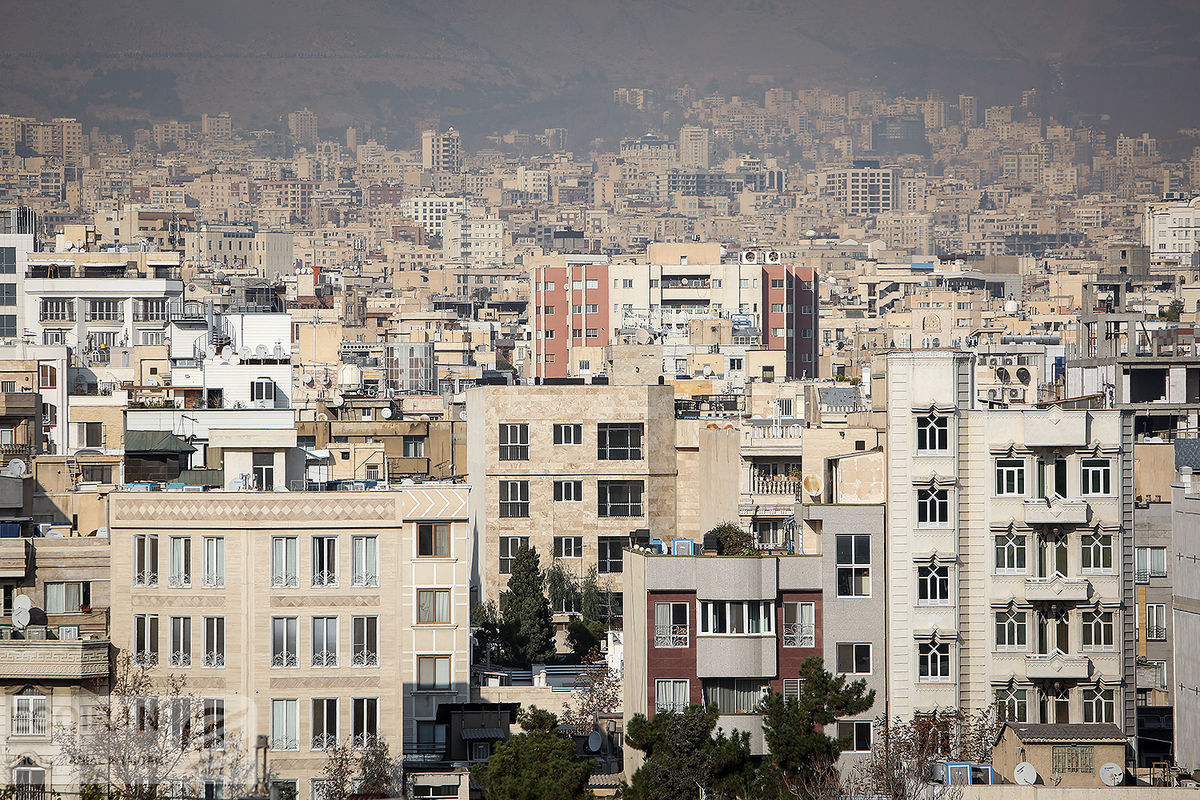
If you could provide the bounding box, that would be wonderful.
[256,344,269,357]
[320,374,332,387]
[13,594,32,614]
[12,607,29,630]
[381,407,393,419]
[206,346,217,359]
[458,410,468,421]
[330,395,345,407]
[1014,762,1038,786]
[302,374,315,386]
[240,347,251,359]
[146,377,159,387]
[6,459,26,477]
[802,474,823,496]
[1099,763,1123,787]
[229,355,241,366]
[274,343,285,358]
[587,731,602,753]
[221,345,233,359]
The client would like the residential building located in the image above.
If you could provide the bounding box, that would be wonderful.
[1143,196,1200,262]
[287,108,319,150]
[400,197,468,239]
[421,129,463,174]
[1172,468,1200,776]
[185,223,294,276]
[678,126,711,169]
[819,163,897,215]
[443,217,503,266]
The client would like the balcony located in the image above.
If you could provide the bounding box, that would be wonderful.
[0,538,30,578]
[1024,575,1091,603]
[654,624,688,648]
[1023,496,1089,525]
[0,638,110,679]
[1023,407,1088,448]
[1024,652,1091,680]
[748,475,801,497]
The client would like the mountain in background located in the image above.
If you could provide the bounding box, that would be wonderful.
[1,0,1197,145]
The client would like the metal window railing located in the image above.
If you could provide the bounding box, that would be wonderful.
[782,622,816,648]
[654,624,688,648]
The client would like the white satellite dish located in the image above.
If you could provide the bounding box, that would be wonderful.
[13,594,32,614]
[240,347,251,359]
[320,374,332,387]
[206,346,217,359]
[6,458,26,477]
[381,407,392,419]
[221,345,233,359]
[229,355,241,366]
[1014,762,1038,786]
[273,343,285,358]
[330,395,345,407]
[1099,763,1123,787]
[587,731,602,753]
[12,607,30,630]
[146,377,159,387]
[256,344,269,357]
[302,374,315,386]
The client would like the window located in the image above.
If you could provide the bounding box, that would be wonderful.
[134,534,159,586]
[312,617,338,667]
[203,617,225,667]
[702,679,769,714]
[498,423,529,460]
[311,698,338,750]
[499,536,529,574]
[44,581,89,614]
[81,421,102,448]
[918,641,951,681]
[996,687,1028,722]
[1083,688,1115,724]
[597,423,643,460]
[654,602,689,648]
[170,616,192,667]
[271,537,298,587]
[554,480,583,501]
[995,533,1026,573]
[134,614,159,666]
[1081,533,1113,573]
[837,721,872,752]
[312,536,338,587]
[203,537,225,588]
[353,616,379,667]
[554,423,582,444]
[169,536,191,588]
[12,688,47,736]
[87,299,123,321]
[699,601,774,635]
[352,536,378,586]
[0,315,15,339]
[418,523,450,558]
[836,534,871,597]
[782,602,816,647]
[1082,610,1115,650]
[586,328,598,338]
[836,643,872,674]
[554,536,583,558]
[1136,546,1167,582]
[729,357,743,371]
[499,480,530,518]
[597,480,644,517]
[402,435,425,458]
[916,488,950,525]
[252,451,274,491]
[271,617,298,668]
[585,304,598,314]
[0,248,13,274]
[1052,745,1095,774]
[1081,458,1112,495]
[917,564,950,604]
[597,536,624,574]
[995,609,1027,651]
[418,589,451,624]
[655,679,690,713]
[916,414,949,452]
[995,459,1025,495]
[202,698,225,748]
[418,656,451,690]
[270,699,298,750]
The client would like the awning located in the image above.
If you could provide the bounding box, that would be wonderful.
[177,469,223,487]
[125,430,195,454]
[460,728,506,741]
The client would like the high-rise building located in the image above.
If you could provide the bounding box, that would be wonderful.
[959,94,978,127]
[819,163,898,215]
[287,108,319,149]
[200,112,233,139]
[678,125,711,169]
[1143,196,1200,260]
[421,128,463,173]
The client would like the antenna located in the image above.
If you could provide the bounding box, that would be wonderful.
[5,459,26,478]
[1099,763,1123,787]
[1014,762,1037,786]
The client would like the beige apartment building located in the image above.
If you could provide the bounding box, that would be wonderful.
[108,486,472,799]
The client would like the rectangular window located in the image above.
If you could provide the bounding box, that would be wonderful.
[1052,745,1096,773]
[1081,459,1112,495]
[997,688,1028,722]
[701,679,769,714]
[1081,533,1113,573]
[836,643,872,674]
[1083,689,1115,724]
[837,721,872,752]
[417,656,451,690]
[699,601,774,635]
[311,698,338,750]
[585,304,598,314]
[87,299,123,322]
[597,536,624,574]
[312,536,338,587]
[916,415,949,452]
[270,537,298,587]
[203,537,225,588]
[918,641,951,681]
[498,423,529,460]
[134,614,159,666]
[553,423,582,444]
[81,421,102,448]
[1136,546,1168,582]
[270,699,298,750]
[995,609,1027,650]
[402,436,425,458]
[995,459,1026,495]
[203,617,225,667]
[1082,611,1115,650]
[353,616,379,667]
[0,248,14,274]
[782,602,816,647]
[499,536,529,574]
[134,534,159,587]
[654,679,690,713]
[499,480,530,518]
[312,616,338,667]
[917,564,950,604]
[1146,603,1168,640]
[995,533,1027,573]
[597,480,644,517]
[44,581,89,614]
[252,451,274,491]
[168,536,191,588]
[418,589,451,624]
[270,617,298,668]
[169,616,192,667]
[597,423,643,460]
[352,536,379,586]
[836,534,871,597]
[202,698,225,748]
[12,689,47,736]
[654,602,689,648]
[554,480,583,501]
[418,523,450,558]
[916,488,950,525]
[554,536,583,559]
[586,328,598,338]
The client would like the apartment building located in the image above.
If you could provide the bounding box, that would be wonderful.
[108,486,472,800]
[819,163,897,215]
[0,229,31,342]
[421,129,463,174]
[678,126,711,169]
[883,351,1135,742]
[442,217,503,266]
[287,109,319,150]
[1172,469,1200,776]
[400,197,468,239]
[465,384,678,605]
[1143,196,1200,261]
[184,223,293,276]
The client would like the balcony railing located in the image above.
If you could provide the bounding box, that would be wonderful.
[203,572,224,589]
[312,650,338,668]
[750,475,802,496]
[169,650,191,667]
[654,624,688,648]
[311,570,338,588]
[352,572,379,588]
[311,734,339,751]
[168,573,191,589]
[782,622,816,648]
[134,571,158,587]
[271,572,298,588]
[352,650,379,667]
[270,736,298,751]
[402,741,446,762]
[351,732,379,749]
[132,650,159,667]
[1146,626,1167,641]
[271,651,298,668]
[203,651,225,667]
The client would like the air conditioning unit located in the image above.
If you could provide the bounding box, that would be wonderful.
[740,250,758,264]
[765,251,781,264]
[1009,388,1022,399]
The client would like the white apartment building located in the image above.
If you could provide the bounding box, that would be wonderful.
[884,351,1134,735]
[443,217,504,267]
[0,232,30,341]
[678,125,711,169]
[421,129,463,173]
[1143,197,1200,260]
[400,197,468,239]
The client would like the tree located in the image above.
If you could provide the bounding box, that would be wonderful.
[624,704,757,800]
[760,656,875,795]
[559,649,622,734]
[499,543,556,666]
[56,654,255,800]
[579,568,608,626]
[1162,298,1185,322]
[707,521,756,556]
[318,744,357,800]
[566,617,606,658]
[471,599,502,666]
[357,737,400,795]
[471,707,594,800]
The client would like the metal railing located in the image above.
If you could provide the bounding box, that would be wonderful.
[750,475,802,496]
[1146,626,1167,641]
[352,650,379,667]
[311,650,338,668]
[311,570,338,588]
[271,651,298,668]
[169,650,191,667]
[311,733,339,751]
[134,571,159,587]
[654,624,688,648]
[782,622,816,648]
[202,651,225,667]
[271,572,298,588]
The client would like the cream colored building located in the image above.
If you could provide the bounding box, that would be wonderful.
[108,486,472,799]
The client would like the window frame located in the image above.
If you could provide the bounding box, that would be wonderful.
[498,536,529,574]
[654,679,690,713]
[835,642,872,675]
[995,609,1028,652]
[835,534,871,597]
[916,563,951,605]
[917,640,952,682]
[352,615,379,667]
[1081,532,1114,573]
[915,414,949,453]
[995,458,1026,496]
[499,480,530,518]
[417,655,452,691]
[597,423,644,460]
[417,589,451,625]
[994,533,1027,574]
[1081,610,1115,651]
[1080,458,1112,496]
[498,423,529,461]
[553,480,583,502]
[553,423,582,445]
[916,487,950,527]
[597,479,644,517]
[417,523,451,558]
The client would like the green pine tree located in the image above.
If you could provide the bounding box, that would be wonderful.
[499,543,555,666]
[471,707,594,800]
